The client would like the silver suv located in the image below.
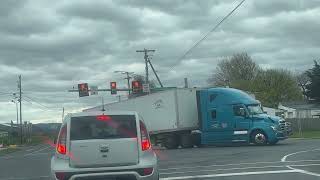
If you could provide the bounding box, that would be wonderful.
[51,111,158,180]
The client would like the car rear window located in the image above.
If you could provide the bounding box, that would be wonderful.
[70,115,137,140]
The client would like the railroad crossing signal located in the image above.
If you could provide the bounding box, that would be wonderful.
[110,82,117,95]
[132,81,142,94]
[78,83,89,97]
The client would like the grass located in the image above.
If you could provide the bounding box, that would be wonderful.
[290,131,320,139]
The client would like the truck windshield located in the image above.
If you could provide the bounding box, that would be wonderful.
[247,105,263,115]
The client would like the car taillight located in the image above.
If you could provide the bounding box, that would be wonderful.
[140,121,151,151]
[57,144,66,154]
[56,125,67,155]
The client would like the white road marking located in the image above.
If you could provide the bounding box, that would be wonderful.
[160,163,320,175]
[281,148,320,162]
[160,159,320,171]
[24,146,50,157]
[287,166,320,177]
[160,169,300,180]
[23,152,51,156]
[281,148,320,177]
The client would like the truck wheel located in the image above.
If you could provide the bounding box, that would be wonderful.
[180,134,193,148]
[251,131,267,145]
[163,135,179,149]
[191,133,201,147]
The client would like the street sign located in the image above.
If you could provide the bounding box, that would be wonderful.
[90,86,98,95]
[142,83,150,93]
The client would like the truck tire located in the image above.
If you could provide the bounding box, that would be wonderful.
[180,133,193,148]
[163,135,179,149]
[191,133,201,147]
[251,130,267,145]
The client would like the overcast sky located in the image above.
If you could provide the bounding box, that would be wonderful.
[0,0,319,124]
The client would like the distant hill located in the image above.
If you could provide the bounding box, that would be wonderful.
[33,123,61,135]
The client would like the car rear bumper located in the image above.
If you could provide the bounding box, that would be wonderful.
[51,151,158,180]
[52,170,159,180]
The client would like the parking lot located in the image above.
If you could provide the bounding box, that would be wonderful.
[0,139,319,180]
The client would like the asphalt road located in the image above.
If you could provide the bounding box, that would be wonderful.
[0,139,319,180]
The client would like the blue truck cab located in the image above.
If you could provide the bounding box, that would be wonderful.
[197,88,290,145]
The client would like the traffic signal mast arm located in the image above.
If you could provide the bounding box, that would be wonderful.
[68,88,132,92]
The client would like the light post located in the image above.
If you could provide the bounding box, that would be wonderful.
[114,71,134,95]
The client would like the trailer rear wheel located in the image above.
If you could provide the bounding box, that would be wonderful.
[163,135,179,149]
[180,133,193,148]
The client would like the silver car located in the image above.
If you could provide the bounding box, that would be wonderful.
[51,111,159,180]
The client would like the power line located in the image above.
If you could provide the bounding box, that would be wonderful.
[177,0,246,62]
[22,99,55,112]
[24,95,59,110]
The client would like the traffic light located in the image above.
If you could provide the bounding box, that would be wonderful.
[110,82,117,95]
[78,83,89,97]
[132,81,142,94]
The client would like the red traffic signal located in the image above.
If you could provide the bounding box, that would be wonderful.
[132,81,142,94]
[110,82,117,95]
[78,83,89,97]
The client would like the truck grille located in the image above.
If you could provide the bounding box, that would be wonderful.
[279,120,292,135]
[279,120,286,131]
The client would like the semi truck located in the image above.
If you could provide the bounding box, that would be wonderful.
[84,88,291,149]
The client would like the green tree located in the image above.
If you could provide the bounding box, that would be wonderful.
[252,69,303,107]
[306,60,320,102]
[208,52,259,91]
[296,72,310,99]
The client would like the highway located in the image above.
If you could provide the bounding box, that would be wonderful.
[0,139,319,180]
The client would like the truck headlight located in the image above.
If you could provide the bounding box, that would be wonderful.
[270,126,277,131]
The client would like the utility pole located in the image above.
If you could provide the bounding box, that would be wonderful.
[18,75,22,144]
[136,49,155,84]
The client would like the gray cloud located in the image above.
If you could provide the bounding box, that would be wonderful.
[0,0,319,124]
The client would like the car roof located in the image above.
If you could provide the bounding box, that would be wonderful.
[63,110,138,123]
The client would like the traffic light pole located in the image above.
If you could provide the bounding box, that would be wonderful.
[125,72,132,95]
[18,75,23,144]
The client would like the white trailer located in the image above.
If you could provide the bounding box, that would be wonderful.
[84,88,201,148]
